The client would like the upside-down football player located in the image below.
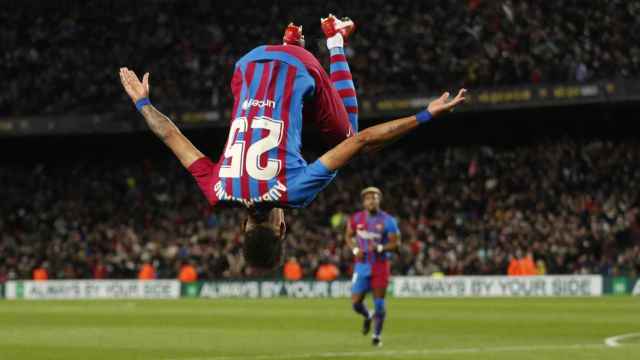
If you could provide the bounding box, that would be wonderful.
[118,15,466,271]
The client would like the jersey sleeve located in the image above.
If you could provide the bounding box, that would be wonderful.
[187,157,219,206]
[303,65,353,146]
[385,216,400,236]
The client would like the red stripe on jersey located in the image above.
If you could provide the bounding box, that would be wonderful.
[330,70,353,81]
[345,106,358,114]
[230,67,243,122]
[241,62,272,200]
[338,88,357,98]
[226,62,256,199]
[330,54,347,63]
[277,65,297,203]
[260,61,281,196]
[221,67,244,197]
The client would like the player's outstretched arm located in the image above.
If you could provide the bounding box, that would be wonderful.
[119,68,204,168]
[319,89,467,171]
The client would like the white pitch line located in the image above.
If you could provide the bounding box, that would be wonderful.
[166,343,607,360]
[605,332,640,347]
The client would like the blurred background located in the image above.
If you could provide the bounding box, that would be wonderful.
[1,0,640,282]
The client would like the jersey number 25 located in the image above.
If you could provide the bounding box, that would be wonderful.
[219,116,284,181]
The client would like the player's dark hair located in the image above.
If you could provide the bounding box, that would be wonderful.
[243,224,285,270]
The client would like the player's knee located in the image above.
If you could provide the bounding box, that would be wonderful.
[374,298,386,315]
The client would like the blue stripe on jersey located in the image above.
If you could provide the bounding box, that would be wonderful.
[329,61,350,73]
[285,71,306,173]
[348,113,358,127]
[249,61,275,200]
[266,62,289,192]
[342,96,358,107]
[233,62,265,199]
[332,79,355,91]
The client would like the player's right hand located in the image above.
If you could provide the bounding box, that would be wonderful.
[119,67,150,103]
[427,89,467,118]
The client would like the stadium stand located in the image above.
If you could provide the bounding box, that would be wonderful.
[1,140,639,280]
[1,0,639,116]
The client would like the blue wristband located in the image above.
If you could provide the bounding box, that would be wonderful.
[416,110,432,124]
[135,98,151,111]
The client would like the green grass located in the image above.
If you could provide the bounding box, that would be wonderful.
[0,297,638,360]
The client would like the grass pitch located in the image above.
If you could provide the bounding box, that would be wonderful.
[0,297,638,359]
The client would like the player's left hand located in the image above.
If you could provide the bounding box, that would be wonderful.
[119,67,150,103]
[427,89,467,117]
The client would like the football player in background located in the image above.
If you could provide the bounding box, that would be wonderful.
[346,187,400,346]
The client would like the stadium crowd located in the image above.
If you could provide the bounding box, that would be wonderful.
[2,0,640,116]
[1,139,639,282]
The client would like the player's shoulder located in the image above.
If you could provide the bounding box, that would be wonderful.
[350,210,365,221]
[380,210,398,223]
[379,209,392,218]
[235,45,267,67]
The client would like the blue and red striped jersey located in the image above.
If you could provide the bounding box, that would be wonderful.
[350,210,400,263]
[188,45,352,208]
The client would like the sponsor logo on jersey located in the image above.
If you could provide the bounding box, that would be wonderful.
[356,229,382,240]
[242,98,275,110]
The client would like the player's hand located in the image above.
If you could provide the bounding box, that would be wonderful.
[427,89,467,118]
[119,67,150,103]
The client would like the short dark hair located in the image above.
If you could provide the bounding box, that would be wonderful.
[243,225,285,270]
